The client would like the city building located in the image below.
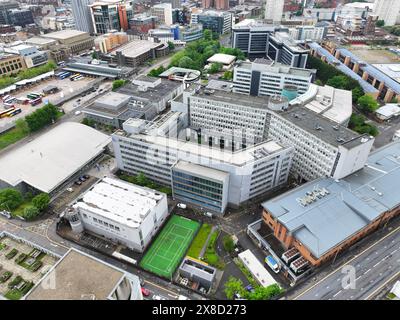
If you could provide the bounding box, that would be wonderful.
[178,24,203,42]
[267,32,309,68]
[264,0,284,23]
[0,52,26,76]
[129,14,157,35]
[375,104,400,121]
[288,23,328,42]
[4,44,48,68]
[8,9,34,28]
[178,257,217,293]
[65,177,169,253]
[231,19,277,57]
[373,0,400,26]
[233,59,314,98]
[117,75,184,113]
[0,122,110,195]
[71,0,95,34]
[261,141,400,267]
[193,10,232,35]
[89,0,134,34]
[94,31,129,53]
[105,39,168,68]
[159,67,201,83]
[112,117,294,213]
[161,0,181,9]
[83,91,157,127]
[202,0,229,11]
[206,53,236,70]
[151,3,173,26]
[25,36,58,51]
[0,0,19,25]
[63,60,134,78]
[26,248,143,300]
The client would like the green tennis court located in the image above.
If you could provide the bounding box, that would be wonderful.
[140,215,200,279]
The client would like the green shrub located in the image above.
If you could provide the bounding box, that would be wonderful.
[5,248,18,260]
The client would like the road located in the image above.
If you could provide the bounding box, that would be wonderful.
[293,226,400,300]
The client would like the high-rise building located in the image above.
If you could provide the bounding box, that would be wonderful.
[71,0,95,34]
[264,0,284,23]
[151,3,173,26]
[202,0,229,10]
[193,10,232,35]
[8,9,34,28]
[373,0,400,26]
[161,0,181,9]
[0,0,19,25]
[89,0,134,34]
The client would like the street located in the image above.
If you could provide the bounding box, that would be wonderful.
[293,225,400,300]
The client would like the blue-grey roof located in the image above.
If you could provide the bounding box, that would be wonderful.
[262,141,400,259]
[308,42,378,94]
[336,48,400,95]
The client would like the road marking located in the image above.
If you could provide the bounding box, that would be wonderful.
[373,261,382,268]
[333,290,342,298]
[365,271,400,300]
[364,269,371,275]
[391,249,398,255]
[293,225,400,300]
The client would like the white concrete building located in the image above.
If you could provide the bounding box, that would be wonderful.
[151,3,173,26]
[233,59,314,98]
[373,0,400,26]
[67,177,169,252]
[264,0,284,23]
[288,24,328,42]
[112,117,294,213]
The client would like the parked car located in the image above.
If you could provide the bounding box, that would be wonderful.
[245,285,255,293]
[74,180,82,186]
[265,255,281,273]
[152,295,162,300]
[141,287,150,297]
[177,203,187,209]
[79,176,87,182]
[66,187,74,193]
[83,174,90,179]
[74,110,81,116]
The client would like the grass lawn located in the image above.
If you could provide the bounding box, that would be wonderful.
[4,289,23,300]
[0,243,6,251]
[0,127,29,151]
[204,230,225,270]
[140,215,200,279]
[12,201,32,218]
[187,223,212,259]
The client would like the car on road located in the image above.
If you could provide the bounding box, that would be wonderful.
[74,180,82,186]
[177,203,187,209]
[83,174,90,179]
[141,287,150,297]
[79,176,87,182]
[66,187,74,193]
[74,110,81,115]
[152,295,165,300]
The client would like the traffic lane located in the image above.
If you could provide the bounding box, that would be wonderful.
[296,228,400,300]
[142,281,178,300]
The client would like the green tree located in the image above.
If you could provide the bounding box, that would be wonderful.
[112,79,127,91]
[222,235,235,253]
[249,284,283,300]
[22,206,40,220]
[25,103,59,132]
[148,66,166,77]
[221,70,233,80]
[326,75,349,89]
[203,29,212,41]
[92,51,98,59]
[357,94,379,113]
[0,189,23,211]
[136,172,150,186]
[224,277,246,299]
[167,41,175,50]
[314,79,323,86]
[352,86,364,103]
[209,62,223,74]
[32,193,50,212]
[15,119,29,134]
[376,20,385,27]
[178,56,195,69]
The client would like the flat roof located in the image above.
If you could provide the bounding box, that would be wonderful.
[0,122,110,193]
[372,63,400,84]
[75,177,165,228]
[376,104,400,118]
[207,53,236,65]
[262,141,400,258]
[290,84,352,124]
[110,40,161,58]
[26,37,57,45]
[238,250,277,287]
[40,29,89,40]
[173,161,229,182]
[236,60,315,78]
[26,249,126,300]
[95,91,131,109]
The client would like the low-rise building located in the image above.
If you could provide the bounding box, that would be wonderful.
[4,44,48,68]
[0,52,26,76]
[66,177,169,253]
[94,31,129,53]
[375,104,400,121]
[178,257,217,293]
[207,53,236,70]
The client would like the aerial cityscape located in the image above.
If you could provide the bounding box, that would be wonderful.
[0,0,399,306]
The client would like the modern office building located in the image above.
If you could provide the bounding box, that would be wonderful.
[4,44,48,68]
[288,23,328,42]
[0,0,19,25]
[202,0,229,10]
[373,0,400,26]
[264,0,284,23]
[112,117,294,213]
[71,0,95,34]
[8,9,34,28]
[129,14,157,35]
[194,10,232,35]
[94,31,129,53]
[161,0,181,9]
[151,3,173,26]
[261,141,400,267]
[231,19,277,57]
[178,83,373,182]
[65,177,169,252]
[89,0,134,34]
[233,58,314,98]
[267,32,309,68]
[26,248,143,300]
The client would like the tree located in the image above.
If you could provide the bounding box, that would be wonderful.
[15,119,29,134]
[112,79,127,91]
[91,51,98,59]
[0,189,23,211]
[352,86,364,103]
[249,284,283,300]
[32,193,50,212]
[357,94,379,113]
[178,56,195,69]
[222,235,235,253]
[203,29,212,41]
[314,79,323,86]
[136,172,150,186]
[326,75,349,89]
[22,206,40,220]
[148,66,166,77]
[25,103,59,132]
[221,70,233,80]
[167,41,175,50]
[209,62,222,74]
[376,20,385,27]
[224,277,246,299]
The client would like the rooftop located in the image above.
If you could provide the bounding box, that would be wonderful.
[376,104,400,118]
[207,53,236,65]
[110,40,161,58]
[0,122,110,193]
[26,249,129,300]
[75,177,165,228]
[262,141,400,258]
[25,37,58,45]
[40,29,89,40]
[173,161,229,182]
[238,250,277,287]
